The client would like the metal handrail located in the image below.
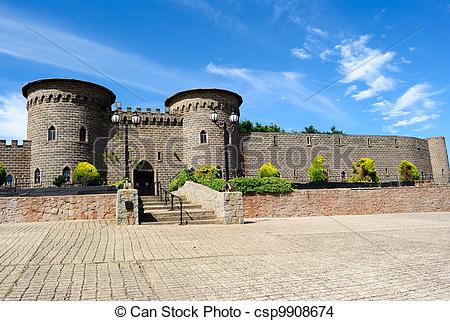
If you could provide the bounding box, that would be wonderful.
[157,184,184,225]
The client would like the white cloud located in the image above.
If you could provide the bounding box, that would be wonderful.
[344,85,357,97]
[336,35,397,99]
[307,26,327,38]
[0,93,27,140]
[205,63,343,118]
[290,47,312,60]
[409,47,416,52]
[393,114,439,127]
[369,82,444,131]
[319,49,333,61]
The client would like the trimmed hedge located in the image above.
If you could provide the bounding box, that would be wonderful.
[0,163,6,187]
[258,162,280,178]
[308,155,328,182]
[349,158,380,183]
[110,178,127,189]
[73,162,101,186]
[229,177,294,194]
[399,160,420,182]
[194,164,221,180]
[169,167,226,192]
[168,168,194,191]
[53,175,67,187]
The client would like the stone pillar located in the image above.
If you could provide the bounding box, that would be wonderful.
[116,189,139,225]
[222,192,244,224]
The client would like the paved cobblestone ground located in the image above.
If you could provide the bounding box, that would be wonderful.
[0,213,449,301]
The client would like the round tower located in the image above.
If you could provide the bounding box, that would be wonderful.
[23,79,116,186]
[165,89,243,176]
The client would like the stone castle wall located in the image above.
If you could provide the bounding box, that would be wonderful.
[243,186,450,218]
[241,132,436,181]
[24,80,115,187]
[0,140,31,187]
[427,137,450,184]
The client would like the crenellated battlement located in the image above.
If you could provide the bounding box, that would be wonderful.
[26,91,111,109]
[114,107,183,126]
[0,140,32,148]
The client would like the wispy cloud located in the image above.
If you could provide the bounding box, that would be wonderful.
[307,26,327,38]
[290,47,312,60]
[370,82,444,131]
[0,93,27,140]
[0,14,195,102]
[205,62,343,119]
[336,35,397,100]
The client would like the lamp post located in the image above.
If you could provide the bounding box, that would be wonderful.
[111,108,141,179]
[210,107,240,182]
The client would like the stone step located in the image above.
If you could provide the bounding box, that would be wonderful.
[141,204,202,211]
[140,219,222,225]
[142,211,216,222]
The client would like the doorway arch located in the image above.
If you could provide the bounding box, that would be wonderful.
[133,160,155,195]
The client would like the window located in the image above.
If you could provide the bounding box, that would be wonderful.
[273,136,277,146]
[367,138,372,147]
[34,168,41,184]
[6,174,13,186]
[338,137,342,147]
[394,138,399,148]
[63,166,71,181]
[307,136,312,146]
[48,125,56,141]
[157,151,163,161]
[200,130,207,144]
[79,126,87,142]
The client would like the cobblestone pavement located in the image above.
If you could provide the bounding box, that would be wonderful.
[0,213,449,300]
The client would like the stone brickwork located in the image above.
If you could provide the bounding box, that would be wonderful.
[23,79,116,187]
[0,78,448,193]
[243,186,450,218]
[0,194,115,223]
[116,188,139,225]
[427,137,450,184]
[241,132,437,182]
[0,140,31,188]
[175,181,244,224]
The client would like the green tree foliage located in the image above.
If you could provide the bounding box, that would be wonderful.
[72,162,101,186]
[111,178,127,189]
[308,155,328,182]
[229,177,294,194]
[399,160,420,182]
[0,163,6,187]
[53,175,67,187]
[258,162,281,178]
[349,158,380,183]
[239,120,284,133]
[193,164,221,180]
[301,125,344,134]
[168,168,194,191]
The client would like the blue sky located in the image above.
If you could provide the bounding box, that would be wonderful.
[0,0,449,153]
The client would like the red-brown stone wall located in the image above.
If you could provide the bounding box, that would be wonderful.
[0,194,116,223]
[243,186,450,218]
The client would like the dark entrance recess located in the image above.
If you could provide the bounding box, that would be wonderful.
[133,160,155,196]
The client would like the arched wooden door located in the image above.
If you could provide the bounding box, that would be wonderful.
[133,160,155,196]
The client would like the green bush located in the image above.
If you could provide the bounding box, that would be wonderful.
[111,178,127,189]
[194,164,221,180]
[258,162,280,178]
[53,175,67,187]
[229,177,294,194]
[72,162,101,186]
[0,163,6,187]
[168,168,194,191]
[399,160,420,182]
[194,177,227,192]
[349,158,380,183]
[308,155,328,182]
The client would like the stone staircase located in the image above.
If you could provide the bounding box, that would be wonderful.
[139,196,220,225]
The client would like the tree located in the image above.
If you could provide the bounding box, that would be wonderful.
[258,162,281,178]
[326,125,344,135]
[0,163,6,187]
[72,162,101,186]
[349,158,380,183]
[399,160,420,182]
[308,155,328,182]
[239,120,284,133]
[239,120,253,133]
[302,125,320,134]
[53,175,67,187]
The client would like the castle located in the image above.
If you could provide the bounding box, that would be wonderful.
[0,78,448,194]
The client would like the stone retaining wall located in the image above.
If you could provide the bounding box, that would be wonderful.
[0,194,116,223]
[175,181,244,224]
[243,186,450,218]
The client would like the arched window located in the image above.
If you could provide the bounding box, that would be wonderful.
[79,126,87,142]
[200,130,207,144]
[34,168,41,184]
[6,174,13,186]
[63,166,71,181]
[48,125,56,141]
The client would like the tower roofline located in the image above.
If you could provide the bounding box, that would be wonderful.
[22,78,116,103]
[164,88,243,107]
